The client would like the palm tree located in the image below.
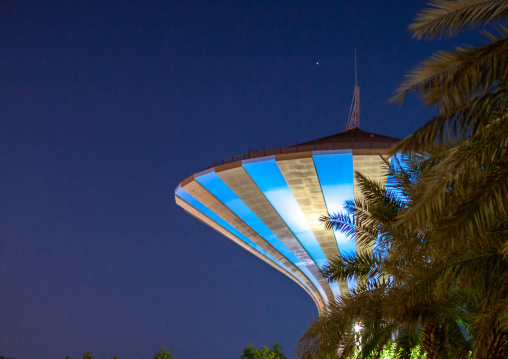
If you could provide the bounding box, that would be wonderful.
[392,0,508,114]
[390,4,508,356]
[390,0,508,238]
[297,155,472,359]
[298,151,508,358]
[298,2,508,357]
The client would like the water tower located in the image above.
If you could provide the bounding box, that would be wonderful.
[175,73,399,312]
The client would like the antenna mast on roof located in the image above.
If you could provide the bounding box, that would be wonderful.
[346,49,360,130]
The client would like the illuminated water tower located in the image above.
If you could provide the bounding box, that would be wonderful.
[175,75,399,313]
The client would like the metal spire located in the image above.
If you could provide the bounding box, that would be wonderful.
[346,50,360,130]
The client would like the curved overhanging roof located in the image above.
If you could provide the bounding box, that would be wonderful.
[175,129,400,313]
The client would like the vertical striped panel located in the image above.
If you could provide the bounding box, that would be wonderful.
[276,155,342,298]
[352,155,388,255]
[215,166,333,304]
[242,159,331,271]
[195,170,329,303]
[313,151,355,292]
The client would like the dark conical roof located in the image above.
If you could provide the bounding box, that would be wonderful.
[295,127,401,147]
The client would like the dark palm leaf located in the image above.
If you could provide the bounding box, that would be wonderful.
[321,251,383,283]
[409,0,508,40]
[391,34,508,113]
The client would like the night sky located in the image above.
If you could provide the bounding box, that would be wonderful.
[1,1,479,359]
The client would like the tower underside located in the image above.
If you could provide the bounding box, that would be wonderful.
[175,129,399,313]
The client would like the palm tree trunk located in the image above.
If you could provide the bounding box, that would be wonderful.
[422,322,443,359]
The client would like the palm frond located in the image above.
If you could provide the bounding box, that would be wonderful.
[393,88,508,151]
[320,198,379,248]
[321,251,383,283]
[396,117,508,242]
[391,35,508,113]
[410,0,508,40]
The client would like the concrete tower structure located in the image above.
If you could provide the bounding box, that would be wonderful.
[175,128,399,313]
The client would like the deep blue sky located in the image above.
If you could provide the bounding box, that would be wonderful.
[0,1,479,359]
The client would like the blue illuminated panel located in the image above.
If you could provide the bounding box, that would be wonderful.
[313,151,356,256]
[313,151,356,290]
[194,171,328,301]
[175,187,317,298]
[243,159,341,298]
